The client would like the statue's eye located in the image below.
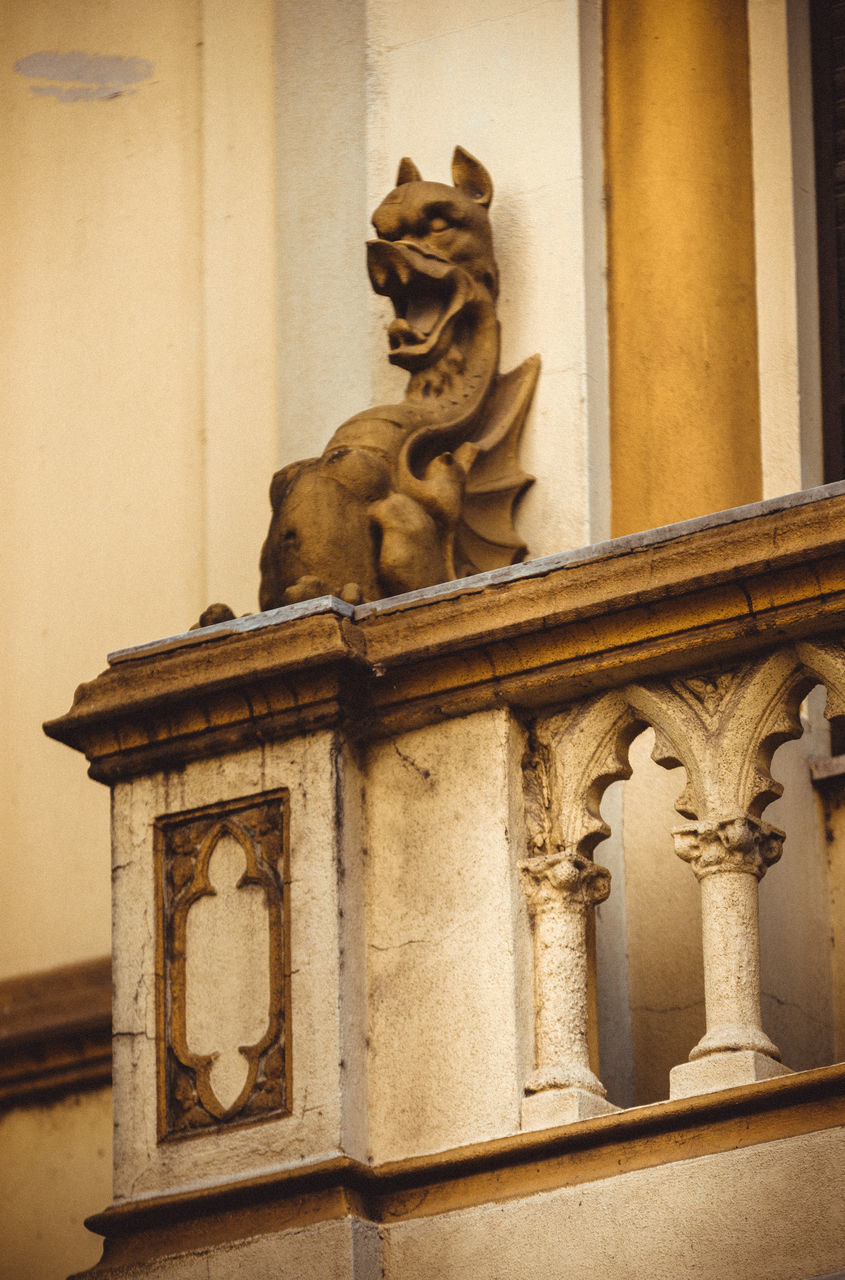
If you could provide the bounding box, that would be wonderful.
[428,216,449,233]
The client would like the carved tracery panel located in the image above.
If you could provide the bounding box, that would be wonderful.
[525,641,845,859]
[155,789,290,1141]
[519,637,845,1109]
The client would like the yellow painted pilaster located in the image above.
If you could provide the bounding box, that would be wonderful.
[604,0,762,536]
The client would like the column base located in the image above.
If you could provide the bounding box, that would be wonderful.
[521,1086,620,1130]
[669,1050,792,1099]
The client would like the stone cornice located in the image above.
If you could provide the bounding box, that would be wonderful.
[0,958,112,1109]
[45,483,845,783]
[45,604,367,782]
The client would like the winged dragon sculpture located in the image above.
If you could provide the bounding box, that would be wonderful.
[202,146,539,623]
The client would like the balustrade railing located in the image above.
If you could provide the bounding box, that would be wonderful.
[44,484,845,1164]
[517,640,845,1124]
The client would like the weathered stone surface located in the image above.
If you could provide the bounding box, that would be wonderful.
[257,148,538,608]
[75,1072,845,1277]
[110,733,368,1203]
[669,1050,791,1099]
[49,483,845,1277]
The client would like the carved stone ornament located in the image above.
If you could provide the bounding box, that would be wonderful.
[155,790,290,1141]
[673,816,784,881]
[518,850,611,915]
[516,641,845,1091]
[519,733,613,1107]
[257,147,539,608]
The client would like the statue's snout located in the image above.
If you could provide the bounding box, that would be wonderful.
[367,239,414,295]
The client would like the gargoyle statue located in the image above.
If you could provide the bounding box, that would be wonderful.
[257,147,539,613]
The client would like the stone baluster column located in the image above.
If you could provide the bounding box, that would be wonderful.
[518,849,618,1128]
[669,816,791,1097]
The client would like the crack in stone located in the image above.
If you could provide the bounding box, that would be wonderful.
[634,1000,704,1015]
[761,990,827,1026]
[369,938,428,952]
[390,740,432,782]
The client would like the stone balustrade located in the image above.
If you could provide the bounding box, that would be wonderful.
[44,483,845,1274]
[515,639,845,1120]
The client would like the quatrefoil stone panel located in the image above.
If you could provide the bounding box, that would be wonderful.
[155,789,291,1140]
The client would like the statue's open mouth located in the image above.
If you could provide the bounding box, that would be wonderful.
[367,239,469,370]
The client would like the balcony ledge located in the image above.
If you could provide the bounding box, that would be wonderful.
[45,480,845,783]
[83,1061,845,1270]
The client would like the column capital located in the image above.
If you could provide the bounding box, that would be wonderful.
[673,816,784,881]
[518,850,610,915]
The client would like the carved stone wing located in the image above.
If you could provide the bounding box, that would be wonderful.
[452,354,539,576]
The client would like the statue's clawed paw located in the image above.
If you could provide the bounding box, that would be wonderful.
[282,575,329,604]
[281,576,364,606]
[191,602,237,630]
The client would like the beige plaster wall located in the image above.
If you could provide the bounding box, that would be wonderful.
[0,1089,112,1280]
[748,0,823,497]
[597,732,704,1109]
[605,0,824,530]
[0,0,277,982]
[273,0,370,462]
[761,689,835,1071]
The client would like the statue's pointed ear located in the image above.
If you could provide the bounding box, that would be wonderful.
[452,146,493,207]
[396,156,422,185]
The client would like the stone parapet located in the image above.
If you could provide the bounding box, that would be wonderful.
[45,482,845,781]
[45,483,845,1276]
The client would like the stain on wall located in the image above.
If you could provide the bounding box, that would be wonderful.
[14,51,154,101]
